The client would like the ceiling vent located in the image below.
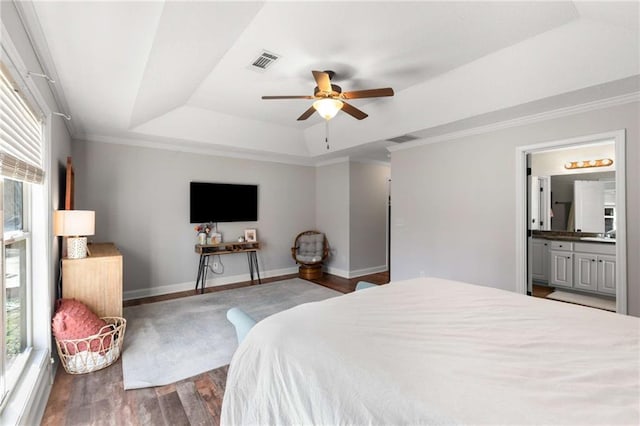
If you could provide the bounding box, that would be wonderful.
[251,51,280,71]
[387,134,419,143]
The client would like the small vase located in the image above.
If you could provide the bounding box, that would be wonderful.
[198,233,207,245]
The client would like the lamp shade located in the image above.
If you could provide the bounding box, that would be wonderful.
[313,98,344,120]
[53,210,95,237]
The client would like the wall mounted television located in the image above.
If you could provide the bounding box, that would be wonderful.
[190,182,258,223]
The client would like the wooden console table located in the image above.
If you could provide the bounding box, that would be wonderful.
[195,241,261,294]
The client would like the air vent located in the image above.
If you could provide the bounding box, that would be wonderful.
[251,51,280,70]
[387,134,419,143]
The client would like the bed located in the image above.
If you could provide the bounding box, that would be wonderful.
[221,277,640,425]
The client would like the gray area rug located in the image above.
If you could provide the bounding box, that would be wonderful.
[121,278,340,390]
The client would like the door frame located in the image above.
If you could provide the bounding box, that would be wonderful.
[515,130,627,314]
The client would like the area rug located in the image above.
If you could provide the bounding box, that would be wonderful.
[546,290,616,312]
[121,278,340,390]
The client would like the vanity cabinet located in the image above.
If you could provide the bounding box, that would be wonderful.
[532,238,616,295]
[550,250,573,288]
[531,239,549,283]
[596,255,616,295]
[574,253,616,294]
[574,253,598,291]
[573,242,616,296]
[542,240,616,295]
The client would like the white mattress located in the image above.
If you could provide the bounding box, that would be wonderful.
[221,277,640,425]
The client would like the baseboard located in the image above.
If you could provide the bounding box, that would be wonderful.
[324,266,350,278]
[123,267,298,301]
[324,265,387,279]
[123,264,388,300]
[348,265,388,279]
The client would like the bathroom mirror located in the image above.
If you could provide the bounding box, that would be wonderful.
[549,171,614,233]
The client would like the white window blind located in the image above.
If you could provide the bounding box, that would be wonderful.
[0,62,44,184]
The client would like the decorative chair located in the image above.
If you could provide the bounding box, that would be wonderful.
[291,230,329,280]
[355,281,377,291]
[226,307,257,345]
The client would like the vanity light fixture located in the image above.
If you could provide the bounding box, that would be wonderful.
[564,158,613,170]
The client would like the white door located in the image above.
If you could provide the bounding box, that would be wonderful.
[538,177,551,231]
[574,181,605,233]
[529,176,551,231]
[529,176,540,230]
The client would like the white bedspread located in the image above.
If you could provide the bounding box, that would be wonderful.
[221,277,640,425]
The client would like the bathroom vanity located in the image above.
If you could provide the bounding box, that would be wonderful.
[531,234,615,296]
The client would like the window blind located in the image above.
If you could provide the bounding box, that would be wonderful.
[0,62,44,184]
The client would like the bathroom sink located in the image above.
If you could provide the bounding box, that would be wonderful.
[580,237,616,243]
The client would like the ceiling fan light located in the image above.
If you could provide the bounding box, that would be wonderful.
[313,98,344,120]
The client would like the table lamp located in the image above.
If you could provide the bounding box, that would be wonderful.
[53,210,95,259]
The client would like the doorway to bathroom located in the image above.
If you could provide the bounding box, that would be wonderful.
[515,130,627,314]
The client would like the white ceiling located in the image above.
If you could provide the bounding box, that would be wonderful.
[23,1,640,164]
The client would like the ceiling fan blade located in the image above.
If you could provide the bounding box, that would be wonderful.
[312,70,332,93]
[262,95,315,100]
[297,106,316,121]
[341,102,368,120]
[342,88,394,99]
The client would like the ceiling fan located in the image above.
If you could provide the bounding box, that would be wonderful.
[261,70,394,121]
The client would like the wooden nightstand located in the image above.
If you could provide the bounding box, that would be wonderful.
[62,242,123,317]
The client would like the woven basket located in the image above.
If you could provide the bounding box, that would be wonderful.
[55,317,126,374]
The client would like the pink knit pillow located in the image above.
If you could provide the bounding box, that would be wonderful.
[52,299,111,354]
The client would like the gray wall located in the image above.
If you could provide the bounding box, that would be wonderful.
[349,162,389,272]
[391,101,639,316]
[315,161,350,274]
[72,139,315,297]
[315,160,390,277]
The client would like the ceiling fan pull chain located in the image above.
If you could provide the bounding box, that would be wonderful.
[325,120,330,150]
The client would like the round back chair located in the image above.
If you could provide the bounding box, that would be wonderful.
[291,230,329,280]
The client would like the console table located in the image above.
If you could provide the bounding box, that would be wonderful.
[195,241,261,294]
[62,242,123,317]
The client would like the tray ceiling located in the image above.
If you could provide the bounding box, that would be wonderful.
[23,1,640,163]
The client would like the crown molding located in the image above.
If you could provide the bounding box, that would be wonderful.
[388,91,640,153]
[313,157,350,167]
[77,132,317,167]
[349,158,391,167]
[13,0,76,137]
[79,89,639,166]
[82,132,388,169]
[80,133,391,167]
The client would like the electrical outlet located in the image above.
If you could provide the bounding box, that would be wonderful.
[213,262,219,269]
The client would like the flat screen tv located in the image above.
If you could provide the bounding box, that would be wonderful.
[190,182,258,223]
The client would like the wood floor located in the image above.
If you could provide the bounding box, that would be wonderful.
[531,284,555,298]
[41,271,389,426]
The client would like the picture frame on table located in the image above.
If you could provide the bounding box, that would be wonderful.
[244,229,257,242]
